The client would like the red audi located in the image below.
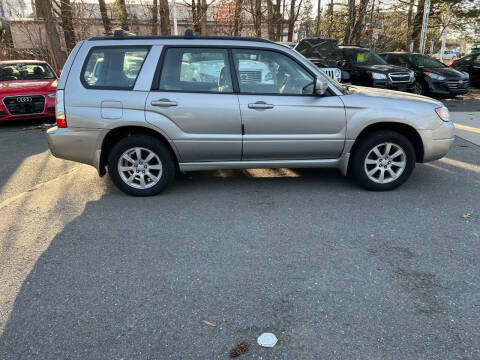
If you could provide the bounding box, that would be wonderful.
[0,60,58,122]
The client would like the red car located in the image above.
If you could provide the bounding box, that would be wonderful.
[0,60,58,122]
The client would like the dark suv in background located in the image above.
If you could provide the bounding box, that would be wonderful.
[381,52,470,97]
[450,53,480,87]
[294,39,415,91]
[340,46,415,92]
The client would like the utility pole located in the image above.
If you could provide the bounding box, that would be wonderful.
[419,0,430,53]
[172,0,178,35]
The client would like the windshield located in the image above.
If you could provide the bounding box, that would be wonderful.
[342,49,388,65]
[0,63,56,81]
[408,54,446,68]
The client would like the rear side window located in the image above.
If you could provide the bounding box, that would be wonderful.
[157,48,233,93]
[82,46,149,89]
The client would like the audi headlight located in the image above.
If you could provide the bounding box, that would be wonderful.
[47,92,56,98]
[424,72,446,81]
[435,105,450,122]
[371,72,387,80]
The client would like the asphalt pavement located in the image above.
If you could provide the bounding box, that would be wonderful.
[0,100,479,359]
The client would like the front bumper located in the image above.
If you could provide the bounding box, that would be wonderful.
[0,95,56,122]
[372,79,415,92]
[426,78,469,95]
[419,121,455,162]
[47,126,106,170]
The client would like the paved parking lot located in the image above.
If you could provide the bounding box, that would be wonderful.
[0,98,479,359]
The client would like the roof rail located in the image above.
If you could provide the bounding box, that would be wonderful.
[88,29,273,43]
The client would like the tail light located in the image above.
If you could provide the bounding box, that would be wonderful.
[449,60,457,67]
[55,90,67,128]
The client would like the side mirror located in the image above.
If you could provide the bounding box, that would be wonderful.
[315,77,328,95]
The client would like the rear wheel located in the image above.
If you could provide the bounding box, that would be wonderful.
[108,135,175,196]
[351,130,415,191]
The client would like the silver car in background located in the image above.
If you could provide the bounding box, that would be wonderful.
[47,32,454,196]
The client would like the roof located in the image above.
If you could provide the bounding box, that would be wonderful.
[0,60,48,65]
[88,34,273,43]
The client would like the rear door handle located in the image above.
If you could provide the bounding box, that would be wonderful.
[151,98,178,107]
[248,102,274,110]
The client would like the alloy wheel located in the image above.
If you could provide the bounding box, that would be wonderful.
[364,142,406,184]
[117,147,163,189]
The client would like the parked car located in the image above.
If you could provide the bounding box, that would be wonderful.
[0,60,58,122]
[339,46,416,92]
[432,50,457,61]
[381,52,470,96]
[450,53,480,87]
[47,31,454,195]
[467,45,480,55]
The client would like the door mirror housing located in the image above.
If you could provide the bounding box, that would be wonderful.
[315,77,329,95]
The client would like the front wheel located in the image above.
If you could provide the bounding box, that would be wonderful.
[412,81,426,95]
[351,130,416,191]
[108,135,175,196]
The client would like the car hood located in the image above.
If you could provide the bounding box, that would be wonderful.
[420,67,468,79]
[355,64,409,73]
[0,79,57,95]
[346,85,441,106]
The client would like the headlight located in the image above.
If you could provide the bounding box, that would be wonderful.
[463,72,469,79]
[424,72,446,81]
[334,68,341,78]
[371,72,387,80]
[409,71,415,81]
[47,93,56,98]
[264,72,273,81]
[435,105,450,122]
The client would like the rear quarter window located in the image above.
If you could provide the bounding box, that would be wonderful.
[81,46,150,89]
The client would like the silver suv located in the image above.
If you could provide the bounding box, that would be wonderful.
[47,31,455,196]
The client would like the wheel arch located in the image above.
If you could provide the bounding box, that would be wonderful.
[348,122,424,173]
[98,125,180,177]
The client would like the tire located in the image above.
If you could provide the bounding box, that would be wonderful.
[351,130,415,191]
[412,80,427,95]
[108,135,175,196]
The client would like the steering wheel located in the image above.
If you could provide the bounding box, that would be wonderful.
[218,66,228,91]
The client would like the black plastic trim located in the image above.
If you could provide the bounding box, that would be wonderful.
[88,35,273,43]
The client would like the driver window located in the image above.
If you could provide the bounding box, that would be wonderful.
[232,49,315,95]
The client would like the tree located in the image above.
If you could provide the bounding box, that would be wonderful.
[287,0,303,41]
[98,0,112,35]
[159,0,170,34]
[343,0,355,44]
[35,0,64,70]
[152,0,159,34]
[59,0,76,51]
[233,0,244,36]
[350,0,369,45]
[115,0,129,31]
[250,0,262,37]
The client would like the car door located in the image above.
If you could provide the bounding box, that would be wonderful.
[472,55,480,84]
[145,47,242,162]
[232,48,346,160]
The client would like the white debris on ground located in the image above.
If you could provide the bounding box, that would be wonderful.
[257,333,278,348]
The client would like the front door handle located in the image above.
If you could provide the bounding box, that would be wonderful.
[248,101,274,110]
[151,98,178,107]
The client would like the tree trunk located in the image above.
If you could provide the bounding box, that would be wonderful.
[98,0,112,35]
[368,0,375,48]
[287,0,295,41]
[327,0,333,37]
[406,0,414,49]
[152,0,158,34]
[35,0,64,70]
[350,0,369,45]
[275,0,282,41]
[159,0,170,34]
[117,0,129,31]
[233,0,243,36]
[253,0,261,37]
[267,0,275,39]
[60,0,76,51]
[343,0,355,44]
[411,0,425,49]
[315,0,321,36]
[200,0,207,35]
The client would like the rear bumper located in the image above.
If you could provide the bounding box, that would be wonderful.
[419,121,455,162]
[47,126,105,170]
